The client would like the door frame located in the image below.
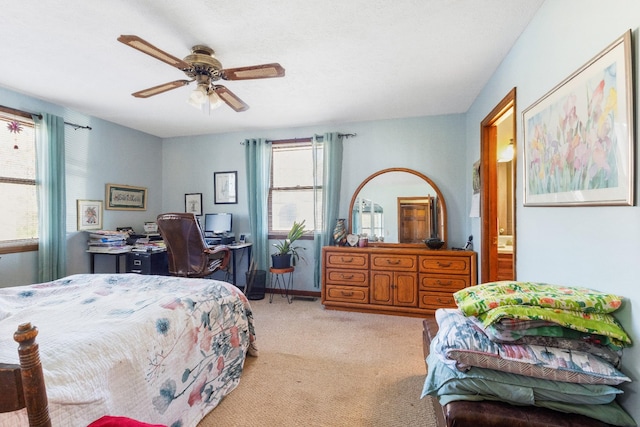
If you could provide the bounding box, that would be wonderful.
[480,88,517,283]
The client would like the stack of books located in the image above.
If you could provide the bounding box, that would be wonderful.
[86,230,132,253]
[132,240,166,253]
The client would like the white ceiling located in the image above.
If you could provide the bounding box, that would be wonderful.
[0,0,544,138]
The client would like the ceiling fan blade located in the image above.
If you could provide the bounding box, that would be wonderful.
[118,35,191,70]
[214,86,249,112]
[132,80,191,98]
[221,63,285,80]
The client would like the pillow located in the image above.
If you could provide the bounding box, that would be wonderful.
[454,281,624,317]
[478,305,632,346]
[432,309,631,385]
[422,352,622,405]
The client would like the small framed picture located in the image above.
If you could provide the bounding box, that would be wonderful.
[77,200,103,231]
[185,193,203,216]
[214,171,238,204]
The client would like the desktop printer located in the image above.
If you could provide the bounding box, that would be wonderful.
[205,233,234,246]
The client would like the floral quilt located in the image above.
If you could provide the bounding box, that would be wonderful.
[0,274,257,427]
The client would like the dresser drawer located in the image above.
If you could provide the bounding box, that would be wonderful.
[419,256,470,275]
[419,291,457,309]
[370,254,417,271]
[325,252,368,269]
[325,268,368,287]
[325,285,369,303]
[419,275,469,292]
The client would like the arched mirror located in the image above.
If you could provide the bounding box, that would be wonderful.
[348,168,447,246]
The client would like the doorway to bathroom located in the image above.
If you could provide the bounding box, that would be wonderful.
[480,88,516,282]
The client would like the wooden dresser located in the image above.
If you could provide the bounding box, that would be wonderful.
[321,246,477,317]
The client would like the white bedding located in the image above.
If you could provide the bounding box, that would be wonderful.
[0,274,257,427]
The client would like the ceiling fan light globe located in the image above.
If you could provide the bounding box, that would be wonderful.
[208,92,223,110]
[188,86,208,107]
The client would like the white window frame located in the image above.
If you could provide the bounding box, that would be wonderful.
[268,139,322,239]
[0,108,38,254]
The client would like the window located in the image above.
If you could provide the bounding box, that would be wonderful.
[0,110,38,253]
[269,140,323,236]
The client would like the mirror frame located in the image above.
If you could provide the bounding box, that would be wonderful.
[348,167,448,247]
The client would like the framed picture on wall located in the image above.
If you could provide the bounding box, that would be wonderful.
[214,171,237,204]
[523,30,634,206]
[77,199,103,230]
[105,183,147,210]
[185,193,203,216]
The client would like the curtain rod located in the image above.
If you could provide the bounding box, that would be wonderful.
[240,132,357,144]
[0,105,92,131]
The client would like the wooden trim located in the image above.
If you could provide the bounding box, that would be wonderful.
[0,240,38,254]
[480,88,516,283]
[0,105,36,120]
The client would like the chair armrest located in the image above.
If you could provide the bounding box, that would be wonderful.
[205,246,231,271]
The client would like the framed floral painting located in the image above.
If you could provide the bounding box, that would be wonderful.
[523,30,634,206]
[77,200,103,230]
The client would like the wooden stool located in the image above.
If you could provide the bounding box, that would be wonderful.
[269,267,294,303]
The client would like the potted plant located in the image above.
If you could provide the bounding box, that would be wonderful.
[271,220,306,268]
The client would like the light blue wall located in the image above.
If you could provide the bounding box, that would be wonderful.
[0,86,163,286]
[162,114,467,290]
[465,0,640,419]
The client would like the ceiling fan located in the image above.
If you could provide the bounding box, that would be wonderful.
[117,35,285,112]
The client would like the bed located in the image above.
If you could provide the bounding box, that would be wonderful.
[422,281,636,427]
[0,273,258,427]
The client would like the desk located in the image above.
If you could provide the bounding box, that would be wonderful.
[226,243,252,287]
[88,249,130,273]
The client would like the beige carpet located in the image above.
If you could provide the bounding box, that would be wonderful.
[198,295,440,426]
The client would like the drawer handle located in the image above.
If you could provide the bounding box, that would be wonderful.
[436,280,453,286]
[341,274,354,279]
[386,259,401,265]
[340,257,354,263]
[436,297,451,303]
[437,262,452,268]
[341,291,354,297]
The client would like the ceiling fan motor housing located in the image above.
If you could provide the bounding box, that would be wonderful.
[183,45,223,81]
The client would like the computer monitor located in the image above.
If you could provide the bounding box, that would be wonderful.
[204,213,232,235]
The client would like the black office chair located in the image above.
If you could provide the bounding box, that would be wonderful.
[156,213,230,278]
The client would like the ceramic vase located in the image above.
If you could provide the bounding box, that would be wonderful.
[333,218,347,246]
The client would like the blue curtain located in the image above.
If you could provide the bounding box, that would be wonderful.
[33,113,66,282]
[244,138,271,271]
[313,132,344,288]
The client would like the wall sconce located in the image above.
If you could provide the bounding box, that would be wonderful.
[498,139,514,162]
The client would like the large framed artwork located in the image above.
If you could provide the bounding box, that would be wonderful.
[105,184,147,210]
[214,171,237,204]
[523,30,634,206]
[77,200,103,230]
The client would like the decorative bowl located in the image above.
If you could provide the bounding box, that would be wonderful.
[425,238,444,250]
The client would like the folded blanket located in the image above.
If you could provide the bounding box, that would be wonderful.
[454,281,624,317]
[477,305,631,346]
[467,315,623,367]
